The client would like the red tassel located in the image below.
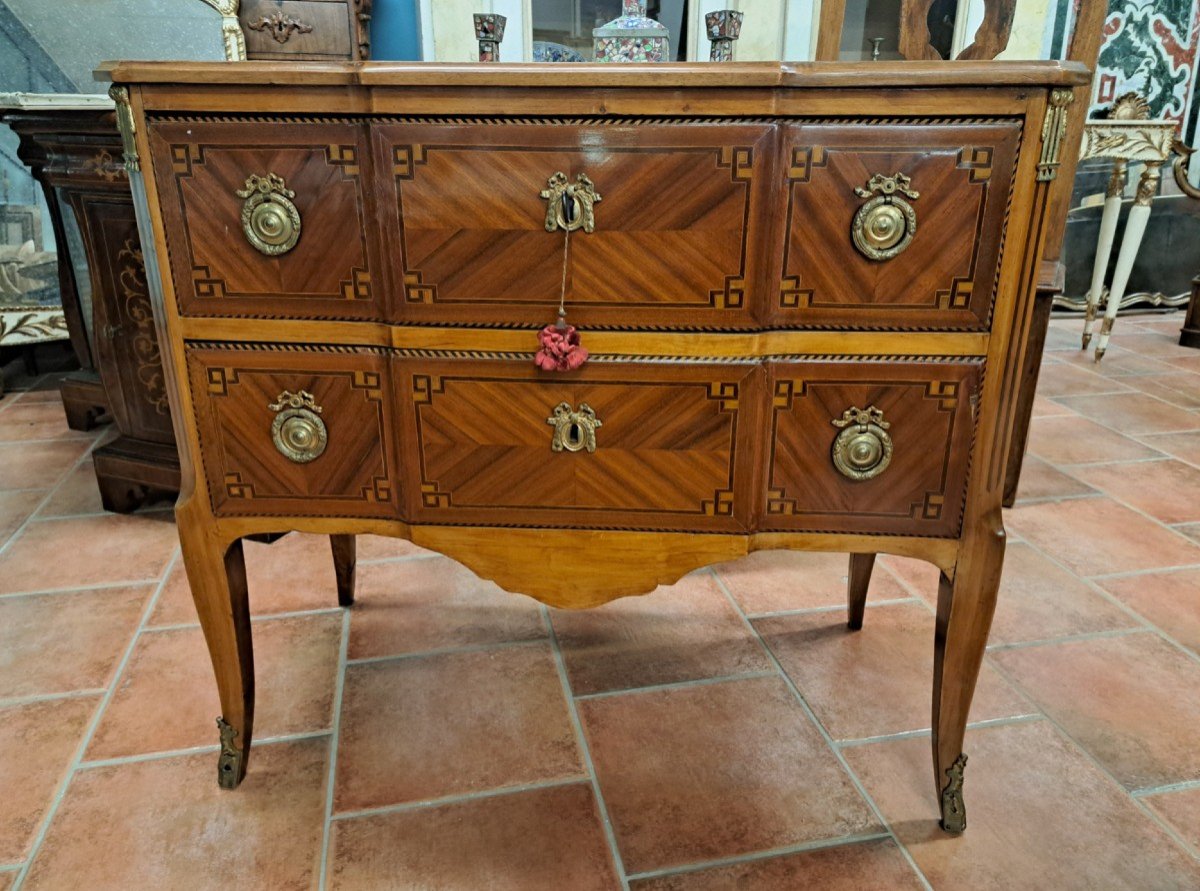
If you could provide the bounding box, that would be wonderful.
[534,323,589,371]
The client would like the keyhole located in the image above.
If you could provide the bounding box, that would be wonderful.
[562,191,576,225]
[568,422,583,447]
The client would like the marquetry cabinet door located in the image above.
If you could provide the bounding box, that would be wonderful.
[396,359,764,531]
[186,346,400,518]
[763,359,981,537]
[376,120,778,329]
[149,119,385,320]
[773,121,1022,330]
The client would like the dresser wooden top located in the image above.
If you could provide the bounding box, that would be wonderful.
[96,60,1089,90]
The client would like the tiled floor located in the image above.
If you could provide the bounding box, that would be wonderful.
[2,314,1200,889]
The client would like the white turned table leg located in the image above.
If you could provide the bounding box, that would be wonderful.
[1095,161,1161,361]
[1082,160,1126,349]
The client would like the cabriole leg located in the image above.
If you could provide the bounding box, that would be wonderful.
[330,534,357,607]
[1095,161,1160,361]
[179,515,254,789]
[847,552,876,631]
[932,518,1005,833]
[1082,159,1125,349]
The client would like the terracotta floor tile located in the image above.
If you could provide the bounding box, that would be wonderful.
[355,534,429,561]
[629,839,923,890]
[1055,392,1200,436]
[1043,323,1083,351]
[0,513,178,595]
[714,550,910,615]
[1143,786,1200,853]
[1004,498,1200,576]
[1035,362,1131,397]
[0,586,151,699]
[1104,331,1194,358]
[23,738,328,890]
[877,554,942,599]
[0,869,13,890]
[0,439,90,491]
[335,644,582,812]
[35,463,104,518]
[1165,354,1200,373]
[987,543,1135,646]
[87,613,341,760]
[994,633,1200,790]
[0,488,44,546]
[348,556,544,660]
[0,697,97,863]
[1060,345,1179,378]
[1027,415,1164,465]
[1010,455,1097,503]
[755,602,1030,740]
[1127,374,1200,410]
[328,783,619,890]
[1031,395,1076,418]
[845,720,1200,890]
[150,532,341,626]
[579,676,879,874]
[1139,430,1200,467]
[0,401,90,443]
[551,571,769,696]
[1070,459,1200,525]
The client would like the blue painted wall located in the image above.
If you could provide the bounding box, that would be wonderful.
[371,0,422,61]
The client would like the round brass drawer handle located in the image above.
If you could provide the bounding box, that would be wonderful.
[547,402,602,453]
[851,172,919,261]
[237,173,301,256]
[268,390,326,463]
[831,405,892,481]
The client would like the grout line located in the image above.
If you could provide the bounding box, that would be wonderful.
[317,608,351,891]
[12,547,180,890]
[355,553,440,567]
[30,506,175,523]
[707,568,935,891]
[543,605,631,891]
[573,671,777,701]
[834,713,1044,749]
[1131,798,1200,862]
[143,605,345,633]
[0,689,108,709]
[1087,563,1200,582]
[0,578,168,601]
[623,831,893,883]
[1131,777,1200,798]
[329,776,589,823]
[985,627,1150,652]
[345,636,547,667]
[76,729,332,771]
[745,596,917,620]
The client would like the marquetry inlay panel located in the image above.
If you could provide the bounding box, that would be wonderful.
[775,122,1022,330]
[149,120,385,320]
[187,346,398,517]
[764,359,982,537]
[399,359,761,531]
[377,120,776,329]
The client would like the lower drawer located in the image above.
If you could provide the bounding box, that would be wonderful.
[187,346,400,517]
[398,359,763,532]
[763,359,981,537]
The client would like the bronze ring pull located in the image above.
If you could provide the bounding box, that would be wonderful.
[268,390,327,463]
[831,405,893,480]
[237,173,301,255]
[851,172,919,261]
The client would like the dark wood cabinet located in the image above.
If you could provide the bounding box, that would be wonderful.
[4,97,179,511]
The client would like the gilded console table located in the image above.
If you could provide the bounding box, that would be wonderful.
[101,59,1088,833]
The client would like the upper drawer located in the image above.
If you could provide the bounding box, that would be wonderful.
[397,359,762,531]
[376,120,777,329]
[772,121,1021,330]
[149,120,386,320]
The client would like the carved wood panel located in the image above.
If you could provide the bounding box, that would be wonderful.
[398,359,763,530]
[775,122,1021,330]
[187,346,399,518]
[72,196,174,445]
[764,359,981,537]
[149,120,384,320]
[377,121,777,329]
[240,0,368,61]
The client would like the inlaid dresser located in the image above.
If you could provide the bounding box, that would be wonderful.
[100,60,1088,833]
